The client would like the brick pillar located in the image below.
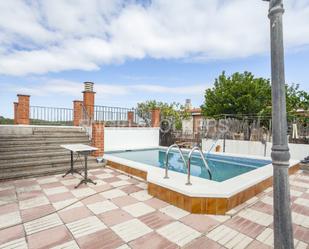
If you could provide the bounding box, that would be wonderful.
[73,100,83,126]
[151,108,160,127]
[14,102,18,124]
[92,122,104,157]
[83,82,95,120]
[128,111,134,126]
[16,94,30,125]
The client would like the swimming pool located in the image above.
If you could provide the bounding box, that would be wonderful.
[106,148,271,182]
[104,147,299,214]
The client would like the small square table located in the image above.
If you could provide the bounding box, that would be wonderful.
[61,144,98,188]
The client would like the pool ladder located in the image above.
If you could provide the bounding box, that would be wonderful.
[164,144,212,185]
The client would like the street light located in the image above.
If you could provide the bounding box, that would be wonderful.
[263,0,294,248]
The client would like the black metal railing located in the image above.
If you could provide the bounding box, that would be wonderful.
[30,106,73,126]
[92,105,149,126]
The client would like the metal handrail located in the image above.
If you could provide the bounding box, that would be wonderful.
[164,144,187,179]
[187,146,212,185]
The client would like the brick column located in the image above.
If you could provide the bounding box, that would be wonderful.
[14,102,18,124]
[83,82,95,120]
[128,111,134,126]
[73,100,83,126]
[151,108,160,127]
[16,94,30,125]
[92,122,104,157]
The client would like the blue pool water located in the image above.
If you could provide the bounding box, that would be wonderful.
[106,148,271,182]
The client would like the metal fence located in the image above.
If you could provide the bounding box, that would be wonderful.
[30,106,73,126]
[93,105,149,126]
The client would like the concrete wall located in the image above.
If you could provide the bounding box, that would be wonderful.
[104,127,160,152]
[202,138,308,160]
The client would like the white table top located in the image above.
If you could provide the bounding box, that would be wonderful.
[61,144,98,152]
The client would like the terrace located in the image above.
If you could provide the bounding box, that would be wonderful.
[0,166,308,249]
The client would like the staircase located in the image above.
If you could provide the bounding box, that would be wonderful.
[0,126,101,181]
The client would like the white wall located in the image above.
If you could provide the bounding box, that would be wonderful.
[104,127,160,151]
[202,138,308,160]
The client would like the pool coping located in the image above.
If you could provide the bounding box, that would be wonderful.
[103,147,300,214]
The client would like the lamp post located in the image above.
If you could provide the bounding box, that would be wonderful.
[264,0,294,248]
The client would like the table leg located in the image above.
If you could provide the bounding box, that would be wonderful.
[75,152,96,188]
[63,151,81,177]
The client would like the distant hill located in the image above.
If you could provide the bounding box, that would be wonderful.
[0,116,14,124]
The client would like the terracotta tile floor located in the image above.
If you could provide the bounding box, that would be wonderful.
[0,167,308,249]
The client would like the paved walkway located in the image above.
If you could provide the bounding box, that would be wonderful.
[0,167,308,249]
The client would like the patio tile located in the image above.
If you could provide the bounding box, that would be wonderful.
[47,192,75,203]
[87,200,118,214]
[144,198,169,209]
[98,209,133,227]
[159,205,189,220]
[21,204,55,222]
[183,236,224,249]
[294,197,309,208]
[77,229,123,249]
[103,177,121,183]
[37,176,58,185]
[246,240,272,249]
[101,189,127,199]
[27,225,72,249]
[66,216,106,239]
[50,240,80,249]
[17,185,41,194]
[238,208,273,226]
[111,180,131,187]
[60,178,81,186]
[157,221,200,247]
[40,182,64,189]
[52,198,79,210]
[139,211,173,230]
[59,206,93,223]
[19,195,49,210]
[90,183,112,192]
[251,201,273,214]
[0,224,24,246]
[129,232,178,249]
[293,224,309,243]
[117,175,131,180]
[225,216,265,238]
[130,190,152,201]
[43,186,68,196]
[292,212,309,228]
[95,173,114,179]
[136,182,147,189]
[0,202,19,215]
[0,211,21,229]
[180,214,219,233]
[81,194,106,205]
[122,202,155,217]
[112,195,138,208]
[0,237,27,249]
[115,245,131,249]
[292,203,309,216]
[206,225,253,249]
[256,228,274,247]
[0,193,17,205]
[24,213,63,235]
[71,187,96,198]
[120,185,143,194]
[111,218,152,242]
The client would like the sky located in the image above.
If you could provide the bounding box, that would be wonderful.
[0,0,309,118]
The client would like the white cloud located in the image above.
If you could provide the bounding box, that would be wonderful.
[0,0,308,76]
[5,79,206,98]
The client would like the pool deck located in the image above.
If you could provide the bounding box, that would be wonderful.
[0,166,308,249]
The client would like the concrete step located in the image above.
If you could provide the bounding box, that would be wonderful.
[0,145,69,153]
[0,161,103,181]
[0,156,97,171]
[0,134,89,141]
[0,150,70,161]
[0,138,90,146]
[33,127,84,133]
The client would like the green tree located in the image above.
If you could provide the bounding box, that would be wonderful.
[136,100,189,130]
[201,71,272,117]
[201,71,309,119]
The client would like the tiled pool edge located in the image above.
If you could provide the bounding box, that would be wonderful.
[107,158,300,214]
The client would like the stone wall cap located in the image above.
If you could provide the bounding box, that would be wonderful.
[17,94,30,97]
